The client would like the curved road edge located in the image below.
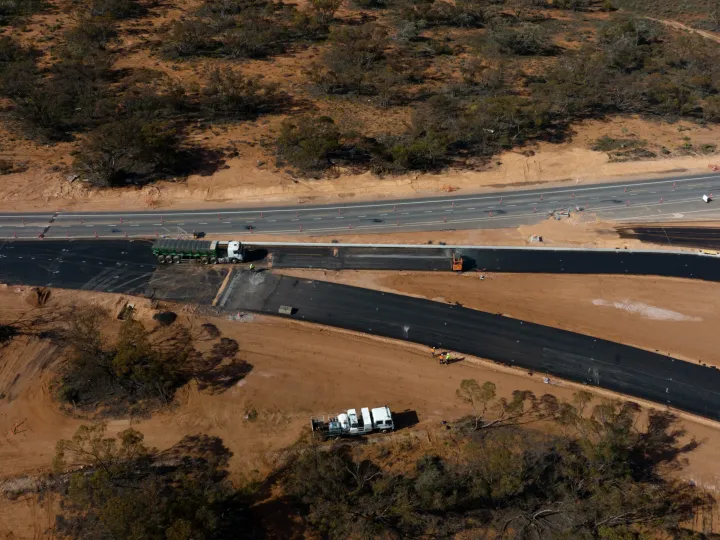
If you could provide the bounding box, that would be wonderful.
[216,271,720,422]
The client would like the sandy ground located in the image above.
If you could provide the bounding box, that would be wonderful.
[276,270,720,365]
[1,116,719,213]
[1,285,720,537]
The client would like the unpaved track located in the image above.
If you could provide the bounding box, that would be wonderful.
[645,17,720,44]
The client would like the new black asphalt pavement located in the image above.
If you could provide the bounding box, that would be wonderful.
[3,238,720,420]
[618,226,720,249]
[217,271,720,421]
[0,239,156,294]
[265,244,720,280]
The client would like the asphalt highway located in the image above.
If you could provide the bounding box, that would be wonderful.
[618,226,720,249]
[217,272,720,421]
[0,239,155,293]
[266,244,720,280]
[3,172,720,239]
[3,240,720,286]
[3,238,720,419]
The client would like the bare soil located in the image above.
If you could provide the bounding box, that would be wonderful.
[0,285,720,537]
[1,116,719,213]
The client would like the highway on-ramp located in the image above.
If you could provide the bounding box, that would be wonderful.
[2,238,720,420]
[217,271,720,421]
[2,172,720,239]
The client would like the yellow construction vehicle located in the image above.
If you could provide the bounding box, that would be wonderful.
[452,254,463,272]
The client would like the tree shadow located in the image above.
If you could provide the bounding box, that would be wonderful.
[196,359,254,393]
[630,410,701,481]
[195,338,253,393]
[163,433,234,468]
[393,409,419,431]
[175,146,226,178]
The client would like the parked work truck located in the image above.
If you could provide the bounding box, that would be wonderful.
[152,239,246,264]
[311,406,394,439]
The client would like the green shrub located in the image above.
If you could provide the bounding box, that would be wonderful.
[489,22,557,56]
[703,95,720,122]
[591,135,647,152]
[73,118,183,186]
[198,68,286,120]
[0,0,45,26]
[277,115,342,171]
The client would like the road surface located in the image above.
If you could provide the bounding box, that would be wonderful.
[4,240,720,290]
[618,226,720,249]
[265,243,720,280]
[217,271,720,421]
[3,173,720,239]
[3,239,720,419]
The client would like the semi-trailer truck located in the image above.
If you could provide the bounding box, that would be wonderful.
[152,239,245,264]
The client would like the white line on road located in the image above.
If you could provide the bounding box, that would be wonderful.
[48,174,720,218]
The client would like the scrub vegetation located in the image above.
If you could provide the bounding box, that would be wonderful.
[46,383,715,539]
[0,0,719,181]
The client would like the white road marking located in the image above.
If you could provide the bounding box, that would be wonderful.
[51,173,720,218]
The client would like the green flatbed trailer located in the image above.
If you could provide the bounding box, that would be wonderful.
[151,239,245,264]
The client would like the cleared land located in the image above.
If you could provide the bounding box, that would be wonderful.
[1,285,720,537]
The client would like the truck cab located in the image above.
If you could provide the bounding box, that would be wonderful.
[227,241,244,262]
[371,406,394,431]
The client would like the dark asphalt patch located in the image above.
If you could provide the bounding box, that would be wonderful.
[0,239,156,294]
[218,272,720,421]
[618,226,720,250]
[148,266,230,305]
[261,245,720,280]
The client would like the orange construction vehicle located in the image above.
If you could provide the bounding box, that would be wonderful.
[452,254,463,272]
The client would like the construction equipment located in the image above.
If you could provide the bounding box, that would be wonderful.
[152,239,246,264]
[311,406,394,439]
[452,253,464,271]
[431,348,465,365]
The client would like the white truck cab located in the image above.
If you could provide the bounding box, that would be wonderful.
[227,241,244,261]
[371,406,394,431]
